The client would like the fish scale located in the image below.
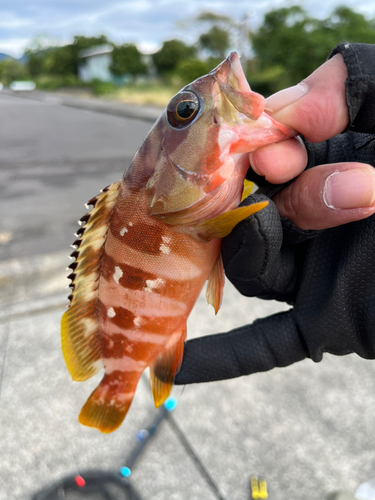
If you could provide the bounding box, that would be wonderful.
[61,51,295,433]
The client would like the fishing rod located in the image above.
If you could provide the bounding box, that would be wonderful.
[32,397,235,500]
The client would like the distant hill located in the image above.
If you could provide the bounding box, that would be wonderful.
[0,53,13,62]
[0,53,28,64]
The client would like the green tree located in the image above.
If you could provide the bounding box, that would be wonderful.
[110,44,147,79]
[0,59,27,84]
[25,34,110,78]
[175,58,209,85]
[251,6,375,93]
[152,40,196,76]
[198,26,230,59]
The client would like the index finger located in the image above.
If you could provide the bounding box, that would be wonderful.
[266,54,349,143]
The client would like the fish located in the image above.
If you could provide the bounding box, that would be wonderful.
[61,51,295,433]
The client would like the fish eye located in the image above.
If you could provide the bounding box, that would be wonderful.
[167,91,200,128]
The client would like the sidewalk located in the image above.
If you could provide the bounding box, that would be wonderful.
[1,248,374,500]
[0,91,373,500]
[0,87,163,123]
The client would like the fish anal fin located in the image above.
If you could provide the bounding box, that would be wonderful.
[197,201,268,241]
[206,253,225,314]
[79,371,140,433]
[150,328,186,407]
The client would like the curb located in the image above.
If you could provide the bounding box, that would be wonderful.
[0,88,163,123]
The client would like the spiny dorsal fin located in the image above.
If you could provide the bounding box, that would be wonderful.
[61,181,121,382]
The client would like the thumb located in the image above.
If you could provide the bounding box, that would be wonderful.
[174,310,307,385]
[272,162,375,230]
[265,54,348,143]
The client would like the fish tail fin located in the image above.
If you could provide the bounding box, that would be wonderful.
[79,371,140,433]
[150,328,187,407]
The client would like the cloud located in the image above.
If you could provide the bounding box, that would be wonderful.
[1,0,375,57]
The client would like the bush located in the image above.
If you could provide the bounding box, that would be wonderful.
[90,79,116,95]
[35,74,82,90]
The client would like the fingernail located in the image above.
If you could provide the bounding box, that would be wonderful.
[324,168,375,209]
[265,82,309,113]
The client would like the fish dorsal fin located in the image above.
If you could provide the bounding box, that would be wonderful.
[196,200,268,242]
[150,328,186,407]
[206,253,225,314]
[61,180,121,382]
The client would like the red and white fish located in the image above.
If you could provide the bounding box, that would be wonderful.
[61,52,294,433]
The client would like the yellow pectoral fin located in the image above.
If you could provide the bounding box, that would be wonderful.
[241,179,254,202]
[197,201,268,241]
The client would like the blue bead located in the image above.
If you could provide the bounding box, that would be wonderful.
[136,429,149,441]
[119,467,131,478]
[164,397,178,411]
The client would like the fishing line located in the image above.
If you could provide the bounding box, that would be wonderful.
[166,411,228,500]
[139,375,228,500]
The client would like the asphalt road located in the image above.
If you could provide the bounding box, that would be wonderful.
[0,92,152,260]
[1,92,375,500]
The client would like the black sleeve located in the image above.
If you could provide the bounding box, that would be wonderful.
[175,43,375,386]
[330,43,375,133]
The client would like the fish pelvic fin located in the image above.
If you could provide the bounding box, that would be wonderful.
[196,200,268,242]
[241,179,254,202]
[206,252,225,314]
[150,328,186,407]
[61,180,121,381]
[79,370,141,433]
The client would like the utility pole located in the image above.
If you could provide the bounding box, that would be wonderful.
[238,12,251,75]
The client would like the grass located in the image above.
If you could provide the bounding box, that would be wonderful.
[111,82,180,107]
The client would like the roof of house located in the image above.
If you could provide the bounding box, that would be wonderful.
[78,44,113,59]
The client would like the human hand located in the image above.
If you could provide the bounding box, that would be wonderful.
[249,51,375,230]
[175,43,375,385]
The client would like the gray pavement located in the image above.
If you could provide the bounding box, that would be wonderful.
[1,90,375,500]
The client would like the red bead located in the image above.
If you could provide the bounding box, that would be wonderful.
[75,476,86,487]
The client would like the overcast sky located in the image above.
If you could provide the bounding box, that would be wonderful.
[1,0,375,58]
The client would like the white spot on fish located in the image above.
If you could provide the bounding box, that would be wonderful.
[120,227,128,236]
[113,266,123,284]
[105,357,146,373]
[128,222,133,226]
[159,244,170,254]
[160,235,172,253]
[144,278,164,293]
[134,316,142,327]
[107,307,116,318]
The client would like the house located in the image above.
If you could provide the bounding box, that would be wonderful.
[78,44,114,82]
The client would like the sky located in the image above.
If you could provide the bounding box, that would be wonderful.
[1,0,375,58]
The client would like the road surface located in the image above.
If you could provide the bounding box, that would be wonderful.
[0,92,374,500]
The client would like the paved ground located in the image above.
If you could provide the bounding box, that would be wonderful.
[1,90,375,500]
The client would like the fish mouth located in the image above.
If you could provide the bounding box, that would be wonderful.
[214,51,251,94]
[211,51,266,121]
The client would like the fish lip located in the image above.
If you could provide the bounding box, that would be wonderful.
[213,51,251,94]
